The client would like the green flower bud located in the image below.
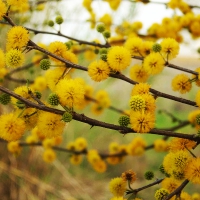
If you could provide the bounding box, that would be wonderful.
[65,42,72,50]
[103,31,111,39]
[16,100,26,109]
[144,171,154,180]
[48,93,59,106]
[152,43,162,52]
[34,91,42,99]
[48,20,54,27]
[96,24,105,33]
[62,112,73,122]
[94,48,99,54]
[40,59,51,70]
[118,115,130,127]
[196,114,200,125]
[100,54,107,62]
[99,48,108,55]
[55,15,63,24]
[0,93,11,105]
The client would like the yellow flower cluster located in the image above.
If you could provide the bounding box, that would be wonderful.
[129,83,156,133]
[0,0,6,20]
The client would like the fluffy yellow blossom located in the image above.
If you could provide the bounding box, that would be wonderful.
[37,111,66,138]
[99,13,112,29]
[131,83,150,95]
[0,48,5,68]
[154,139,168,152]
[62,50,78,65]
[161,38,179,60]
[142,93,156,113]
[172,74,192,94]
[130,111,155,133]
[0,0,7,20]
[6,49,24,68]
[185,157,200,184]
[7,141,22,155]
[31,76,47,92]
[141,40,153,56]
[130,64,149,83]
[180,192,192,200]
[48,41,67,62]
[6,26,29,50]
[70,155,83,165]
[143,52,165,75]
[7,0,27,6]
[88,60,110,81]
[107,46,131,71]
[56,78,85,108]
[43,148,56,163]
[124,37,143,56]
[154,188,169,200]
[92,159,107,173]
[127,137,146,156]
[161,177,180,193]
[192,193,200,200]
[0,113,26,141]
[192,67,200,87]
[74,137,87,151]
[169,138,196,152]
[121,169,137,184]
[109,177,126,197]
[196,90,200,108]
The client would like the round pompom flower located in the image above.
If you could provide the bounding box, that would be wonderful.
[107,46,131,71]
[88,60,110,82]
[130,64,149,83]
[154,188,169,200]
[0,1,7,20]
[143,52,165,75]
[131,83,150,96]
[172,74,192,94]
[129,95,145,111]
[0,113,26,141]
[109,177,126,197]
[121,169,137,184]
[161,38,179,60]
[0,48,5,68]
[6,49,24,68]
[130,111,155,133]
[37,111,66,138]
[124,37,143,56]
[55,78,85,108]
[43,148,56,163]
[185,157,200,184]
[6,26,29,50]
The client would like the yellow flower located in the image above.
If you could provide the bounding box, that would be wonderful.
[154,188,169,200]
[7,0,27,6]
[169,138,196,152]
[154,139,168,152]
[161,38,180,60]
[107,0,121,10]
[192,67,200,87]
[0,48,5,68]
[0,113,26,141]
[37,111,66,138]
[7,141,22,155]
[48,41,67,62]
[6,49,24,68]
[31,76,47,92]
[130,64,149,83]
[43,148,56,163]
[180,192,192,200]
[109,177,126,197]
[121,169,137,184]
[83,0,92,11]
[88,60,110,82]
[99,13,112,29]
[161,177,180,193]
[74,137,87,151]
[62,50,78,65]
[124,37,143,56]
[142,93,156,113]
[129,95,146,111]
[92,159,107,173]
[87,149,101,165]
[192,193,200,200]
[163,151,191,179]
[131,83,150,95]
[185,157,200,184]
[70,155,83,165]
[6,26,29,50]
[0,0,7,20]
[172,74,192,94]
[56,78,85,108]
[127,137,146,156]
[196,90,200,108]
[107,46,131,71]
[143,52,165,75]
[130,111,155,133]
[140,40,153,56]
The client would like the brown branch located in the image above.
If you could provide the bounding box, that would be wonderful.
[164,180,189,200]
